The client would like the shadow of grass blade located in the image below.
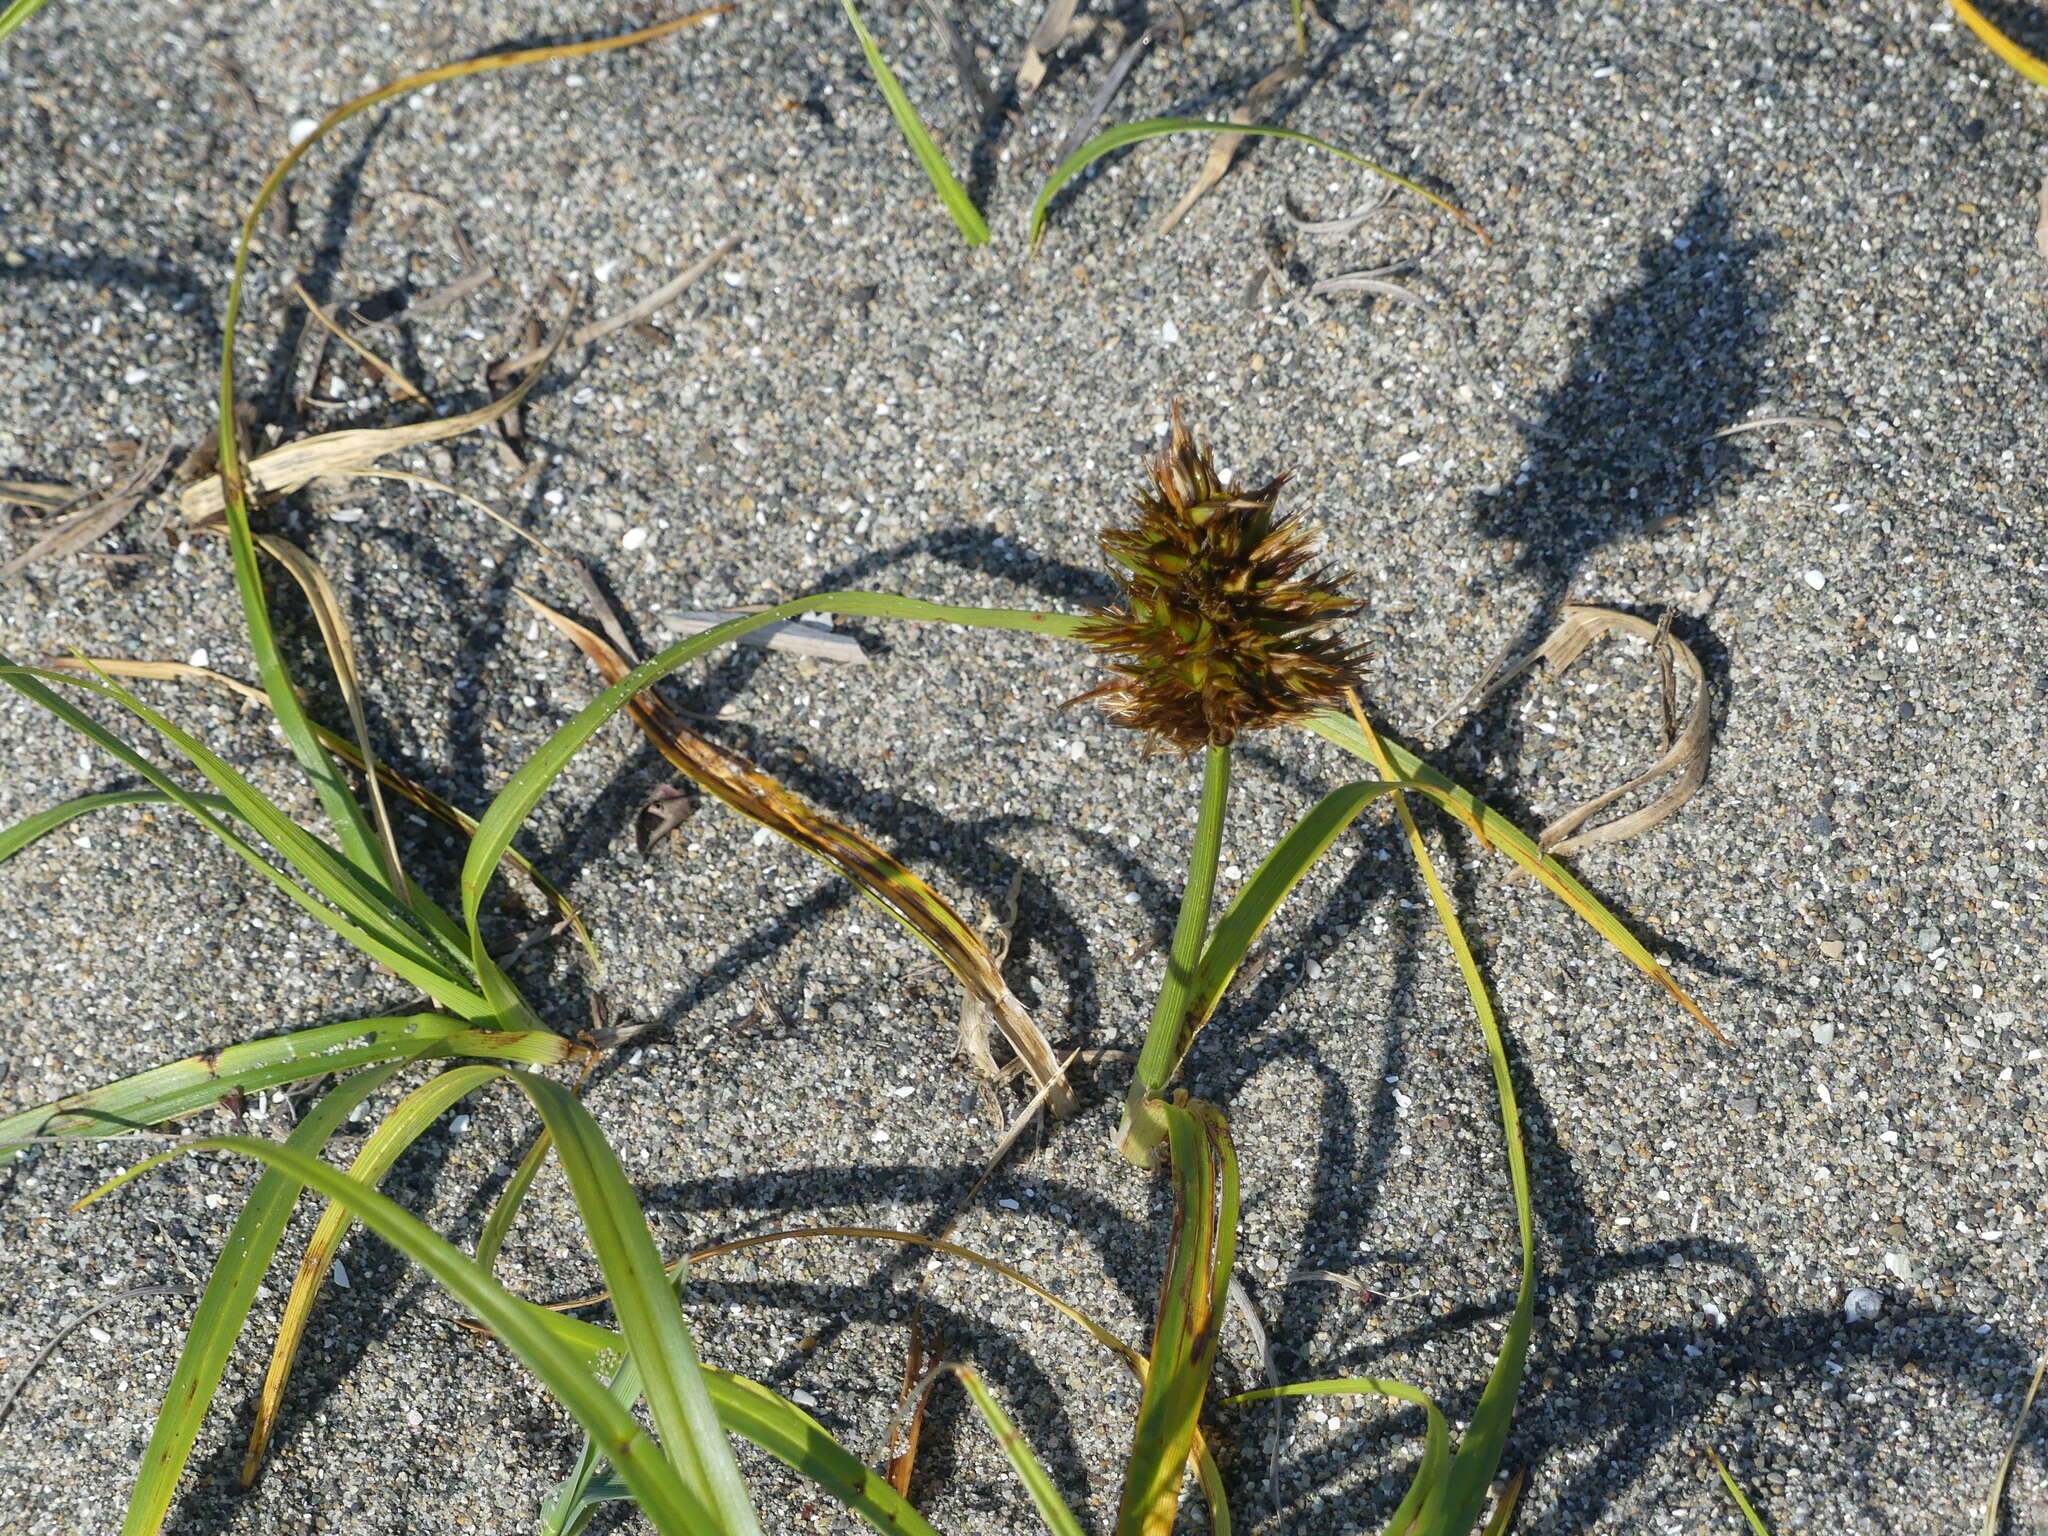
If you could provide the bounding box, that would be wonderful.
[837,0,991,245]
[0,788,228,864]
[1301,707,1721,1039]
[1117,1099,1237,1536]
[0,1014,579,1150]
[1029,119,1486,250]
[1352,704,1533,1536]
[243,1064,507,1484]
[1221,1378,1449,1535]
[0,0,54,43]
[1949,0,2048,84]
[525,592,1072,1113]
[1704,1447,1773,1536]
[73,1064,404,1536]
[84,1130,722,1535]
[940,1365,1086,1535]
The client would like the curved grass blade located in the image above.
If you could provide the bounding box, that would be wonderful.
[1704,1447,1772,1535]
[77,1064,404,1536]
[1949,0,2048,85]
[80,1130,722,1536]
[251,532,411,906]
[474,1124,554,1273]
[0,0,55,45]
[1220,1377,1450,1535]
[0,788,228,865]
[938,1365,1086,1536]
[43,655,595,968]
[501,1072,761,1534]
[1164,776,1396,1087]
[525,592,1072,1113]
[705,1368,947,1536]
[1117,1098,1238,1536]
[1301,707,1719,1039]
[524,1223,1233,1534]
[458,592,1087,1003]
[1029,119,1486,250]
[1,663,485,1014]
[243,1063,507,1483]
[1350,703,1534,1535]
[195,7,733,929]
[837,0,991,245]
[0,1013,579,1150]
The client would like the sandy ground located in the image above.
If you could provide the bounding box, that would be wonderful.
[1,0,2045,1532]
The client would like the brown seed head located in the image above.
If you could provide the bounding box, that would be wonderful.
[1075,405,1368,752]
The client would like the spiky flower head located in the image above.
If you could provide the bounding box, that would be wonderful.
[1076,405,1368,753]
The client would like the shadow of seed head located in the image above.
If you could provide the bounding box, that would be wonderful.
[1074,404,1368,753]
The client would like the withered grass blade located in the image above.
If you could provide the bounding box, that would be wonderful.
[523,592,1075,1116]
[488,237,741,380]
[1154,59,1302,236]
[288,279,429,403]
[1115,1097,1237,1536]
[0,479,81,513]
[1445,602,1711,857]
[251,533,412,905]
[179,330,561,524]
[0,446,171,582]
[1015,0,1081,93]
[42,655,595,966]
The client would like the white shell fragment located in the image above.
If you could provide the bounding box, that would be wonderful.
[1844,1286,1882,1324]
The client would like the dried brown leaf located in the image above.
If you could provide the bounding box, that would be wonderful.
[524,590,1075,1115]
[178,333,558,523]
[0,447,171,582]
[635,783,697,857]
[1458,602,1712,856]
[1155,59,1303,236]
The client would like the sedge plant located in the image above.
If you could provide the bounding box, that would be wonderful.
[0,15,1720,1536]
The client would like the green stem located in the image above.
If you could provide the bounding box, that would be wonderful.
[1119,744,1231,1164]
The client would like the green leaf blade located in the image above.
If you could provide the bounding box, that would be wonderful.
[838,0,990,245]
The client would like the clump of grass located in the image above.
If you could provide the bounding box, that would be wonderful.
[1,17,1719,1536]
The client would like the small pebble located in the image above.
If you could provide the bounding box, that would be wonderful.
[621,526,650,550]
[1844,1287,1882,1324]
[1812,1019,1836,1046]
[1882,1252,1914,1284]
[1159,319,1181,345]
[287,117,319,147]
[1802,570,1826,590]
[187,648,208,669]
[1916,929,1940,951]
[331,1258,351,1290]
